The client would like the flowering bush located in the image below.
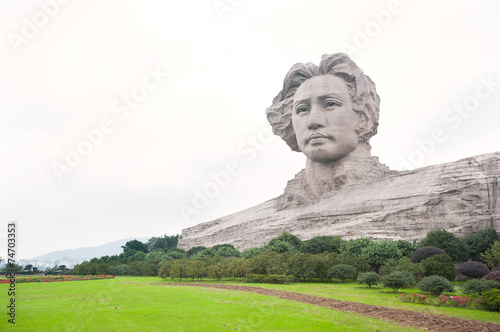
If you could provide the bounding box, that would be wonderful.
[398,293,482,309]
[436,295,479,308]
[0,275,114,283]
[399,293,429,304]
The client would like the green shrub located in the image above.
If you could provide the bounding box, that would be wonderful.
[361,241,402,269]
[379,258,398,276]
[465,228,500,262]
[268,232,302,250]
[417,228,468,262]
[421,254,457,281]
[327,264,357,283]
[382,271,414,293]
[241,246,269,259]
[481,289,500,311]
[417,275,455,296]
[268,240,300,254]
[481,241,500,268]
[357,272,380,288]
[337,254,370,274]
[411,246,446,263]
[300,236,342,254]
[244,274,292,284]
[339,238,374,256]
[462,278,497,296]
[457,261,490,279]
[395,239,417,257]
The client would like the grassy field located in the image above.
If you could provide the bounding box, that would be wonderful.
[1,276,498,331]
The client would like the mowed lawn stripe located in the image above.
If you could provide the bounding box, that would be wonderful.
[4,278,425,331]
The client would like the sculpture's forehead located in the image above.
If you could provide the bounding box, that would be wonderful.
[294,75,349,102]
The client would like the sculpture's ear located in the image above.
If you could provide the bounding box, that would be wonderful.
[355,112,369,141]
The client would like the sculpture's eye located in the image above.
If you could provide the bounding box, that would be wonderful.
[324,100,341,109]
[296,106,309,114]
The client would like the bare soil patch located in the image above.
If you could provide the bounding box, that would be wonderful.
[164,283,500,332]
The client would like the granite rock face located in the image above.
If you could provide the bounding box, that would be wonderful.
[178,152,500,251]
[178,53,500,250]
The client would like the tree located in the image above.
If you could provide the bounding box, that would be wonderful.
[379,257,424,282]
[465,228,500,262]
[382,271,414,293]
[268,232,302,250]
[147,234,181,252]
[357,272,380,288]
[212,244,240,257]
[339,238,374,256]
[327,264,357,283]
[395,239,417,257]
[241,246,269,259]
[122,239,149,254]
[361,240,402,269]
[481,241,500,268]
[186,246,207,257]
[170,258,190,281]
[417,229,468,262]
[421,254,457,281]
[268,240,299,254]
[24,264,33,272]
[300,236,342,254]
[288,253,317,281]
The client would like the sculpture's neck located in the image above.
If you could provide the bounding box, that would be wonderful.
[305,144,378,197]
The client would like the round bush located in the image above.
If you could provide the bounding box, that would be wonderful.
[357,272,380,288]
[382,271,414,293]
[411,246,446,263]
[462,278,495,295]
[418,275,455,296]
[481,289,500,312]
[458,261,490,279]
[327,264,357,283]
[421,254,457,281]
[483,271,500,282]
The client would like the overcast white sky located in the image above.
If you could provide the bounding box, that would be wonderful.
[1,0,499,260]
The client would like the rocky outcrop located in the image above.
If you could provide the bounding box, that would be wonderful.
[178,152,500,251]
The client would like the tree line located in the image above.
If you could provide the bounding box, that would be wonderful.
[68,228,500,281]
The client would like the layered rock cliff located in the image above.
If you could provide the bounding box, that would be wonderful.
[178,152,500,250]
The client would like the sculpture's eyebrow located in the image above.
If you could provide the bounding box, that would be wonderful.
[294,93,345,106]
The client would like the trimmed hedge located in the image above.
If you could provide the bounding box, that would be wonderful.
[357,272,380,288]
[244,274,293,284]
[382,271,414,293]
[411,246,446,263]
[461,278,500,296]
[417,275,455,296]
[483,271,500,282]
[458,261,490,279]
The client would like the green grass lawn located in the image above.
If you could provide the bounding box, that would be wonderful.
[150,277,500,323]
[1,276,429,332]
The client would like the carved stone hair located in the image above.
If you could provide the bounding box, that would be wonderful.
[266,53,380,152]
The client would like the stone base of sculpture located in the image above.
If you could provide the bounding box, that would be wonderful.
[178,152,500,251]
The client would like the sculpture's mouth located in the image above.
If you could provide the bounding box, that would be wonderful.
[307,133,331,143]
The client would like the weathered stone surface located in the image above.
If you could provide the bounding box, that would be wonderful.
[178,53,500,250]
[179,153,500,250]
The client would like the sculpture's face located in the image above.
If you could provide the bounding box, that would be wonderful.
[292,75,359,163]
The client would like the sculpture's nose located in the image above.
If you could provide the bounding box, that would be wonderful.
[307,104,325,130]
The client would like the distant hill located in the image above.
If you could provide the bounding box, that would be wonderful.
[32,237,149,262]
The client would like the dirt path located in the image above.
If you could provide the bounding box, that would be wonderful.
[164,283,500,332]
